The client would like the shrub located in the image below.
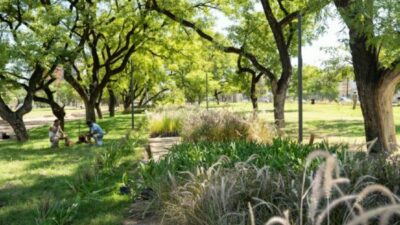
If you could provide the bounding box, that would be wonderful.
[147,108,275,142]
[148,111,184,138]
[142,139,346,180]
[182,110,274,143]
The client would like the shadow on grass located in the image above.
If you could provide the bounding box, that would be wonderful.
[284,120,366,137]
[0,114,147,225]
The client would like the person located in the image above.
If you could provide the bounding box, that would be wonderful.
[49,119,71,148]
[86,121,104,146]
[352,91,358,110]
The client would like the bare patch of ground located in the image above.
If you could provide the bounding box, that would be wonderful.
[123,137,181,225]
[0,112,85,135]
[123,200,161,225]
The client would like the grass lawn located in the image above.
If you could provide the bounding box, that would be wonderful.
[206,101,400,144]
[0,113,146,225]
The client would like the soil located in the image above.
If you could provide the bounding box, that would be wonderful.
[0,112,85,136]
[123,200,161,225]
[123,137,181,225]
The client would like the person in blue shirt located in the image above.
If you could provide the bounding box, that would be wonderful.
[86,121,104,146]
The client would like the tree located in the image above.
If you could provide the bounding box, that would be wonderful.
[63,0,154,122]
[163,36,237,105]
[0,0,82,141]
[333,0,400,153]
[147,0,320,129]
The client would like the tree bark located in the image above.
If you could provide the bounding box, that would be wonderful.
[333,0,400,153]
[95,103,103,119]
[356,77,399,153]
[0,65,44,141]
[84,101,96,122]
[122,95,131,113]
[8,116,29,142]
[273,88,287,130]
[250,76,258,111]
[34,80,66,130]
[108,88,116,117]
[0,102,30,142]
[214,90,221,105]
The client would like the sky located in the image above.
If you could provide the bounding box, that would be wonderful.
[213,4,349,68]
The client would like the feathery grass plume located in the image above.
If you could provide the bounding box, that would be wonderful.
[301,150,331,224]
[248,202,256,225]
[308,164,325,222]
[315,195,357,225]
[366,138,379,154]
[346,205,400,225]
[265,210,290,225]
[355,184,397,205]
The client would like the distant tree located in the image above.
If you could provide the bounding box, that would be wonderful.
[290,65,341,101]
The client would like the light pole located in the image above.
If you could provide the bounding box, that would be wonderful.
[206,72,209,110]
[298,14,303,143]
[130,61,134,130]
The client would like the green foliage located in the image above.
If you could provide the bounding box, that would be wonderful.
[290,65,341,100]
[35,196,80,225]
[148,111,184,138]
[141,139,347,186]
[0,114,145,225]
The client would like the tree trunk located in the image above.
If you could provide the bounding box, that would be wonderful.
[7,115,29,141]
[108,88,116,117]
[122,94,131,113]
[346,25,400,153]
[85,101,96,122]
[273,88,287,129]
[356,71,399,153]
[250,76,258,111]
[95,103,103,119]
[52,106,66,130]
[0,95,32,142]
[214,90,220,105]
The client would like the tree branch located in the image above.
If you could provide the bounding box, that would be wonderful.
[148,0,276,82]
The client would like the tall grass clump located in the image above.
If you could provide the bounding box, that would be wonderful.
[140,143,399,225]
[147,110,187,138]
[35,195,80,225]
[182,110,274,143]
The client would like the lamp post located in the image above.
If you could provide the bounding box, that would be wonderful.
[130,61,134,130]
[206,72,209,110]
[297,13,303,143]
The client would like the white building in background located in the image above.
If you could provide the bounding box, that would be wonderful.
[393,91,400,103]
[338,79,357,97]
[338,79,400,103]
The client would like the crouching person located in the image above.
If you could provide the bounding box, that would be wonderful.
[86,121,104,146]
[49,119,71,148]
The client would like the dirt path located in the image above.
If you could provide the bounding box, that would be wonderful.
[123,137,180,225]
[0,112,85,134]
